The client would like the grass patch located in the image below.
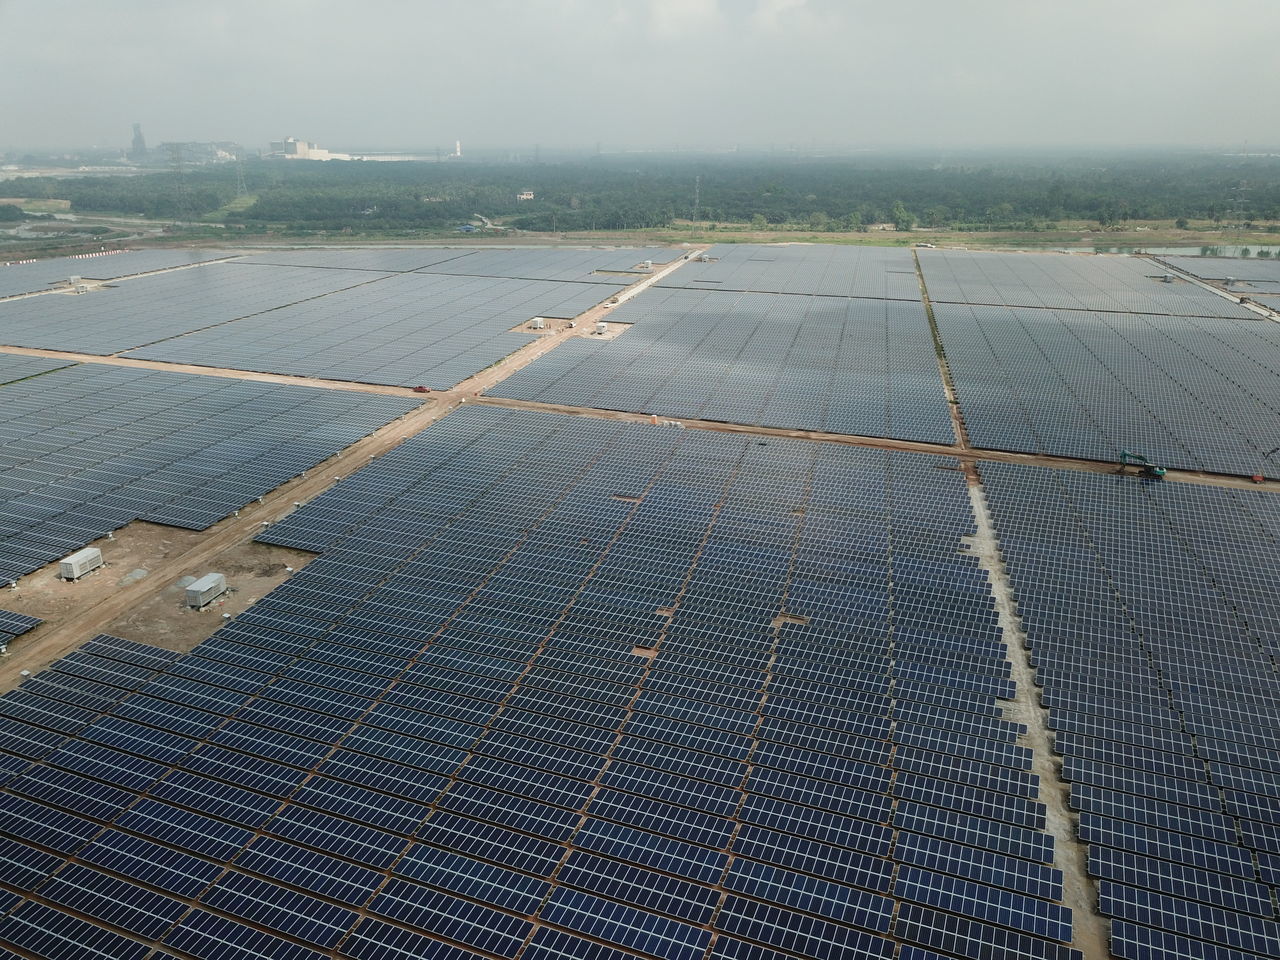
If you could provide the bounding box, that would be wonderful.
[204,194,258,221]
[0,198,71,213]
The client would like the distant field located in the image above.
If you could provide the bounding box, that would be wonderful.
[0,198,71,213]
[621,220,1280,251]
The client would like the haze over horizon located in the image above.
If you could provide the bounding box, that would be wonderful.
[3,0,1277,155]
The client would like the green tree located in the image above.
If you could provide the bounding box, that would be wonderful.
[1175,217,1189,229]
[924,205,952,227]
[986,202,1015,224]
[750,213,767,230]
[891,201,915,231]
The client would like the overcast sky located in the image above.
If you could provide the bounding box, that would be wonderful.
[3,0,1276,154]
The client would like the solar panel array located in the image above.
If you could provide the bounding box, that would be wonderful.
[0,609,42,646]
[660,244,922,300]
[491,287,955,443]
[0,252,643,388]
[0,363,419,582]
[1159,256,1280,307]
[0,249,233,300]
[0,263,385,355]
[981,463,1280,960]
[414,247,684,283]
[0,405,1080,960]
[128,272,625,389]
[241,247,683,281]
[932,302,1280,474]
[5,240,1277,960]
[0,354,74,386]
[919,250,1255,319]
[239,248,481,273]
[1160,256,1280,285]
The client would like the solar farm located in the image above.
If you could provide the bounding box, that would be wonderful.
[0,242,1276,960]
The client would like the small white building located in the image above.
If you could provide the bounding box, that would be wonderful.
[517,190,535,201]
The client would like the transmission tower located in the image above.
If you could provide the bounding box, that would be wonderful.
[693,175,701,221]
[166,143,193,223]
[235,153,248,197]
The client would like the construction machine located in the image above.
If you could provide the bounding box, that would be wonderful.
[1118,450,1166,479]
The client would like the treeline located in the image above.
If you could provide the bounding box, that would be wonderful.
[2,171,235,220]
[5,152,1280,232]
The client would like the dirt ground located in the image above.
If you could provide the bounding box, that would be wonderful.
[3,521,205,631]
[1,518,316,671]
[99,540,316,654]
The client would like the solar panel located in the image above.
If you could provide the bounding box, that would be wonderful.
[0,355,73,388]
[130,270,627,389]
[1108,919,1276,960]
[0,261,384,354]
[0,406,1079,960]
[0,248,233,299]
[490,286,955,444]
[983,460,1280,959]
[2,901,152,959]
[1089,845,1275,918]
[1098,881,1280,957]
[896,902,1083,960]
[0,363,419,583]
[660,243,919,298]
[1159,255,1280,285]
[930,297,1280,474]
[894,831,1064,901]
[919,249,1254,317]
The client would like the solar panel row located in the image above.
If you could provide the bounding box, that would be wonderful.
[0,354,75,386]
[0,610,42,647]
[918,249,1255,318]
[0,362,420,582]
[0,252,647,389]
[981,463,1280,960]
[1159,256,1280,286]
[0,262,386,355]
[0,406,1078,960]
[0,249,233,300]
[660,244,921,300]
[129,270,625,389]
[491,288,954,444]
[932,301,1280,475]
[414,247,683,284]
[238,247,479,273]
[240,245,681,282]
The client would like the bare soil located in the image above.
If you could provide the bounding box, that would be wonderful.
[0,524,320,686]
[101,541,316,654]
[3,522,206,631]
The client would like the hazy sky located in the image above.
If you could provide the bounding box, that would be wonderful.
[3,0,1276,153]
